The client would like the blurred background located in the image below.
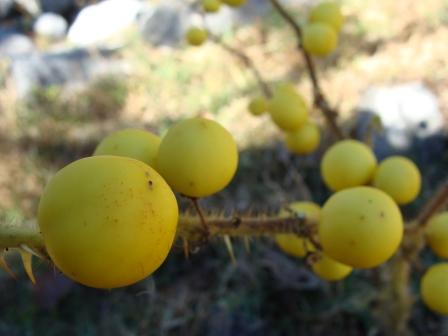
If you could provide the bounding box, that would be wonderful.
[1,0,448,335]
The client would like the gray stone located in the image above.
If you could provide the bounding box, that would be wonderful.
[0,30,35,57]
[67,0,144,46]
[357,82,444,154]
[10,47,128,96]
[34,12,68,41]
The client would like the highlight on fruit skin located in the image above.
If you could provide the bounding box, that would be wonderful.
[312,253,352,281]
[268,84,308,131]
[185,27,208,46]
[284,122,320,155]
[156,117,238,198]
[274,202,321,258]
[309,1,344,32]
[202,0,221,13]
[248,96,268,116]
[421,263,448,315]
[93,128,161,168]
[319,186,403,268]
[38,156,179,289]
[426,212,448,259]
[320,139,377,192]
[302,22,338,56]
[372,156,421,205]
[221,0,246,8]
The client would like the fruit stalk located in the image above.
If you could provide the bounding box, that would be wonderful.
[0,222,44,249]
[269,0,345,140]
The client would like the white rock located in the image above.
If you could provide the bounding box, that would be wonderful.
[67,0,144,46]
[34,13,68,41]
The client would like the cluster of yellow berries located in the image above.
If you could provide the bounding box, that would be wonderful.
[248,83,320,155]
[275,140,421,280]
[38,118,238,289]
[185,0,247,47]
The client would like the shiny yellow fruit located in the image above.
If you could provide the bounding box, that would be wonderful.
[321,139,377,191]
[309,2,344,32]
[303,22,338,56]
[275,202,320,258]
[268,85,308,131]
[421,263,448,315]
[319,186,403,268]
[312,253,352,281]
[38,156,178,289]
[93,129,161,168]
[426,212,448,259]
[222,0,246,7]
[202,0,221,12]
[248,96,267,116]
[372,156,421,205]
[185,27,208,46]
[285,122,320,155]
[156,117,238,198]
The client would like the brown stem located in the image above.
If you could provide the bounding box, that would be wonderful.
[189,197,210,238]
[208,33,273,98]
[415,184,448,227]
[269,0,345,140]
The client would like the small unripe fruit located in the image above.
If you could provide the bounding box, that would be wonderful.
[185,27,208,46]
[248,96,267,116]
[309,2,344,32]
[202,0,221,13]
[421,263,448,315]
[268,85,308,131]
[372,156,421,205]
[426,212,448,259]
[303,22,338,56]
[222,0,246,8]
[284,122,320,155]
[321,140,377,191]
[312,254,352,281]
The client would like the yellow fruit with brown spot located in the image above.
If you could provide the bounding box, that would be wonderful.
[319,186,403,268]
[38,156,178,289]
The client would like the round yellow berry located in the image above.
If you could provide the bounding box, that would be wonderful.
[421,263,448,315]
[268,86,308,131]
[319,186,403,268]
[248,96,267,116]
[156,117,238,198]
[309,2,344,32]
[202,0,221,12]
[185,27,208,46]
[303,22,338,56]
[285,122,320,155]
[274,202,321,258]
[221,0,246,7]
[426,212,448,259]
[93,129,161,168]
[312,253,352,281]
[38,156,178,289]
[372,156,421,205]
[321,139,377,191]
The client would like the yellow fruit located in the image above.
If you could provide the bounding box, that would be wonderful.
[312,254,352,281]
[426,212,448,259]
[421,263,448,315]
[309,2,344,32]
[268,86,308,131]
[372,156,421,205]
[274,202,321,258]
[285,122,320,155]
[319,186,403,268]
[202,0,221,12]
[302,22,338,56]
[185,27,208,46]
[321,139,377,191]
[156,117,238,198]
[222,0,246,7]
[248,96,267,116]
[93,129,161,168]
[38,156,178,289]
